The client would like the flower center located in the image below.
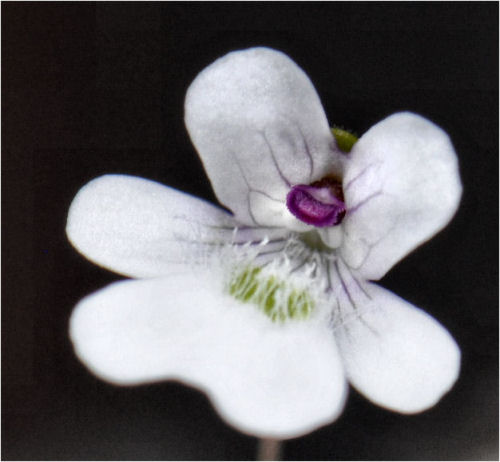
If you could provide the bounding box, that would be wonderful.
[228,265,315,322]
[286,178,346,227]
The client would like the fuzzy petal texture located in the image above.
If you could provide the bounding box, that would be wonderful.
[185,47,342,230]
[331,269,460,413]
[341,112,462,280]
[66,174,288,278]
[70,271,347,438]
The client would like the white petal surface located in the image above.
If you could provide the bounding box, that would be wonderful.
[185,47,341,229]
[330,265,460,413]
[70,271,347,438]
[341,112,462,280]
[66,174,288,278]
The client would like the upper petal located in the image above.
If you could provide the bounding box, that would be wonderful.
[185,47,341,229]
[341,112,462,280]
[66,174,288,278]
[328,260,460,413]
[70,270,347,438]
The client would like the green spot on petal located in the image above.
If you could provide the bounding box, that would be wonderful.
[228,266,314,322]
[332,127,358,153]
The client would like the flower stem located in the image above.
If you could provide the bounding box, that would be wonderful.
[257,438,283,461]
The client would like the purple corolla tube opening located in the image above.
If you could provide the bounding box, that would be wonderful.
[286,179,346,227]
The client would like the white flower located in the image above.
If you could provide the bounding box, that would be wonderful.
[67,47,462,439]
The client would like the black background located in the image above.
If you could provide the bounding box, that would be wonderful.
[2,2,498,460]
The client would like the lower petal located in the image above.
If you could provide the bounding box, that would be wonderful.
[330,267,460,413]
[70,270,347,438]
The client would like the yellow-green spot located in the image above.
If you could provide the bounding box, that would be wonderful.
[332,127,358,153]
[229,266,314,322]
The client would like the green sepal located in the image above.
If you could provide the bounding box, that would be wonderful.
[331,127,358,153]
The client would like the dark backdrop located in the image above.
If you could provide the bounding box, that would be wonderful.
[2,2,498,460]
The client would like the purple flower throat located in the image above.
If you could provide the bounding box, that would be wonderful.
[286,177,346,227]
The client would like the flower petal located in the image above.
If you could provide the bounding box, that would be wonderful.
[185,47,341,229]
[329,260,460,413]
[69,271,347,438]
[66,174,288,278]
[341,112,462,280]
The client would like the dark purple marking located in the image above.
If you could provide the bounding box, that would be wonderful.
[286,178,346,227]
